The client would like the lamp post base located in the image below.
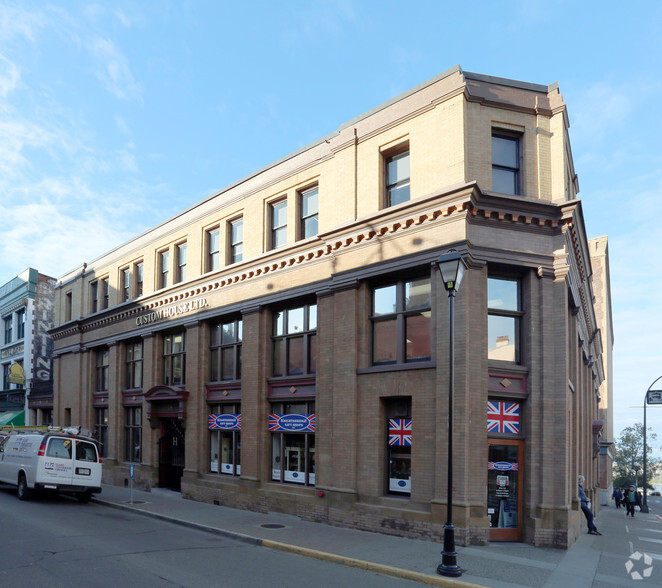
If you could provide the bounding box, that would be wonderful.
[437,523,464,577]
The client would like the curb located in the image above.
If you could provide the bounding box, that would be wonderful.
[94,498,486,587]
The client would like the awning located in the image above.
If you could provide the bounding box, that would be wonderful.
[0,411,25,426]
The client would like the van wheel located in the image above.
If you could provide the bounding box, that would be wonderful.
[17,474,30,501]
[78,492,92,504]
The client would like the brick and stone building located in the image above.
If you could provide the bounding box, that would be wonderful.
[1,268,56,427]
[51,66,612,548]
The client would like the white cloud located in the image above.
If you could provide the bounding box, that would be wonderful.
[90,35,142,101]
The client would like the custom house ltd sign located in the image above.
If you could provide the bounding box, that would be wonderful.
[136,297,208,327]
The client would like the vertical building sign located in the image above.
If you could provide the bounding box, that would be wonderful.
[32,276,55,396]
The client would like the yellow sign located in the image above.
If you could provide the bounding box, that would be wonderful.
[8,363,25,386]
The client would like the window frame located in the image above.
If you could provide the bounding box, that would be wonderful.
[134,261,144,298]
[228,217,243,264]
[125,340,143,391]
[120,267,131,302]
[124,406,142,463]
[158,249,170,289]
[175,241,187,284]
[94,407,108,458]
[270,400,315,486]
[491,132,521,196]
[272,302,317,378]
[207,226,220,272]
[269,198,288,250]
[16,309,26,340]
[210,318,242,382]
[163,331,186,386]
[487,276,523,364]
[384,147,411,208]
[101,278,109,310]
[95,347,109,392]
[370,275,432,366]
[298,185,319,240]
[90,281,99,314]
[3,315,12,344]
[208,402,241,476]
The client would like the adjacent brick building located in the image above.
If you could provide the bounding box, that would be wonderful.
[51,66,612,548]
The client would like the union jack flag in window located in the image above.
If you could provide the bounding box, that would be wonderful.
[487,401,520,434]
[388,419,412,446]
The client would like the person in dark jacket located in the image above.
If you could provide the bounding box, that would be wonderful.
[578,475,601,535]
[612,487,623,508]
[624,484,641,517]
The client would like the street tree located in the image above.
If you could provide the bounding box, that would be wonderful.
[613,423,661,489]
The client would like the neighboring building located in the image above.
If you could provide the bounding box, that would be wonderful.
[51,66,612,548]
[589,236,615,505]
[0,268,56,427]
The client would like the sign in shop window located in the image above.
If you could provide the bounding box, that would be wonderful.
[487,401,520,434]
[388,418,411,494]
[208,414,241,475]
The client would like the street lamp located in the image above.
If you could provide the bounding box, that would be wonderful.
[641,375,662,514]
[435,249,467,578]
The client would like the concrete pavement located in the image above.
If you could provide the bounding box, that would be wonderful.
[93,485,662,587]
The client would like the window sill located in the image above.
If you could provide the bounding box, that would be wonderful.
[357,361,435,375]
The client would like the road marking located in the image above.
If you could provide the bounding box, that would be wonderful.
[638,537,662,545]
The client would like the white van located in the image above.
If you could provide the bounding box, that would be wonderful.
[0,427,102,502]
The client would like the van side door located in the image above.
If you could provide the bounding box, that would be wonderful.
[72,440,101,487]
[41,437,74,487]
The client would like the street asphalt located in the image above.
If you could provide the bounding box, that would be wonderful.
[93,484,662,587]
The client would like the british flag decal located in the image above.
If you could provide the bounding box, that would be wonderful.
[388,419,412,446]
[208,414,241,430]
[487,401,520,434]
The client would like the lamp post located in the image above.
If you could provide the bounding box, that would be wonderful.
[435,249,467,578]
[641,375,662,514]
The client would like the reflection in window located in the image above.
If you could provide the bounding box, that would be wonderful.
[273,303,317,377]
[488,277,521,363]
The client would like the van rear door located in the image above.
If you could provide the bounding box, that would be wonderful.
[72,440,101,487]
[41,437,74,487]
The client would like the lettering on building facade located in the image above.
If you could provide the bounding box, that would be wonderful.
[136,297,208,327]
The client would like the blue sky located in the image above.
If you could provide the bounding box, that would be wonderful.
[1,1,661,454]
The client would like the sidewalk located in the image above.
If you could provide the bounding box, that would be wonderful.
[93,485,658,587]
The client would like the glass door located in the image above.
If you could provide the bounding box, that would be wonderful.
[487,439,523,541]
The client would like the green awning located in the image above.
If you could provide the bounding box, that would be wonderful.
[0,411,25,426]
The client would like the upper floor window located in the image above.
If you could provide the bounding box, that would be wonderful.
[210,318,242,382]
[121,268,131,302]
[492,133,520,195]
[101,278,109,310]
[163,332,185,386]
[135,262,144,297]
[385,150,410,207]
[299,186,318,240]
[372,276,431,365]
[3,316,12,344]
[273,303,317,377]
[488,277,522,363]
[229,218,243,264]
[176,242,187,284]
[270,200,287,250]
[90,281,99,314]
[207,227,220,272]
[125,341,143,390]
[159,250,170,289]
[16,309,26,340]
[95,348,109,392]
[65,292,72,322]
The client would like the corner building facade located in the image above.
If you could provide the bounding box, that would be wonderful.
[52,66,611,548]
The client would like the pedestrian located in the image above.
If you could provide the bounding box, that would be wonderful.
[624,484,640,517]
[578,475,601,535]
[612,487,623,509]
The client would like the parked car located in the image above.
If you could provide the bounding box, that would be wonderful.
[0,427,102,502]
[651,491,661,496]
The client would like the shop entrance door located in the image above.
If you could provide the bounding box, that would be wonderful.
[487,439,523,541]
[159,418,185,491]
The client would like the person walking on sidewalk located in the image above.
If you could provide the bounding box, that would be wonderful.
[612,487,623,508]
[624,484,640,517]
[578,475,601,535]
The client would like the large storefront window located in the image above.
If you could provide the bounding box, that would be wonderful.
[372,277,430,365]
[385,398,412,495]
[163,332,185,386]
[95,407,108,458]
[125,406,142,463]
[208,403,241,476]
[487,440,522,540]
[210,319,242,382]
[273,303,317,377]
[270,401,315,486]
